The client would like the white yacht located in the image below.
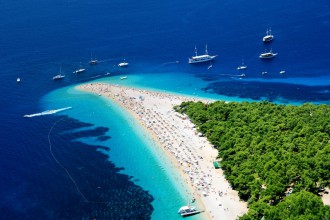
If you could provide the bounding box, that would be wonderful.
[263,28,274,42]
[89,59,98,65]
[73,68,86,74]
[53,66,65,80]
[259,49,277,59]
[188,45,217,64]
[237,59,247,70]
[52,74,65,80]
[280,70,286,74]
[89,52,98,65]
[178,205,201,217]
[118,62,129,67]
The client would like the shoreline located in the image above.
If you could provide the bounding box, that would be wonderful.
[77,82,248,220]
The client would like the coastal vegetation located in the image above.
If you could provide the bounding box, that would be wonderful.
[174,101,330,219]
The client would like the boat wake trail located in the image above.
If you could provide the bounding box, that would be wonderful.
[218,73,245,78]
[98,58,114,63]
[24,107,72,118]
[160,60,180,66]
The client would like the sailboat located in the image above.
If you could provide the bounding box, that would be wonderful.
[73,62,86,74]
[259,49,278,59]
[188,45,217,64]
[237,59,247,70]
[89,52,98,65]
[263,28,274,43]
[53,65,65,80]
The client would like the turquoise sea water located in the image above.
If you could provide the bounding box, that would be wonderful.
[2,0,330,219]
[42,85,203,220]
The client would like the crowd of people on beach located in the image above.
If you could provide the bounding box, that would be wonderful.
[79,83,248,220]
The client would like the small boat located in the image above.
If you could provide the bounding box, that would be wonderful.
[239,73,246,77]
[237,59,247,70]
[53,66,65,80]
[120,76,127,80]
[73,63,86,74]
[73,68,86,74]
[17,77,21,83]
[262,71,267,75]
[53,74,65,80]
[118,62,129,67]
[178,205,202,217]
[89,52,98,65]
[263,28,274,43]
[188,45,217,64]
[259,49,277,59]
[280,70,286,74]
[89,59,98,65]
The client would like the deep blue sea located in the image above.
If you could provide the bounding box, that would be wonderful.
[1,0,330,219]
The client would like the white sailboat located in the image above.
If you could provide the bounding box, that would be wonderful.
[259,49,277,59]
[237,59,247,70]
[53,65,65,80]
[188,45,217,64]
[263,28,274,42]
[89,52,98,65]
[73,62,86,74]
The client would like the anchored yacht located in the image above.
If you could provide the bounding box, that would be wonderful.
[188,45,217,64]
[263,28,274,42]
[178,205,202,217]
[118,62,129,67]
[259,49,277,59]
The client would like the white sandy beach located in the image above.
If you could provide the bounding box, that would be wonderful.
[77,82,248,220]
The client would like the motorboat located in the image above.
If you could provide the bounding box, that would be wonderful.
[118,62,129,67]
[263,28,274,42]
[280,70,286,74]
[259,49,277,59]
[188,45,217,64]
[178,205,201,217]
[17,77,21,83]
[120,76,127,80]
[237,65,247,70]
[73,68,86,74]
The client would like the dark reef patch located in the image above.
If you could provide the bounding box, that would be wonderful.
[203,81,330,103]
[1,116,154,220]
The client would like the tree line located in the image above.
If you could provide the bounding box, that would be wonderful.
[174,101,330,219]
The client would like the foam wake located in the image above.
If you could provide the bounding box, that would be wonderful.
[24,107,72,118]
